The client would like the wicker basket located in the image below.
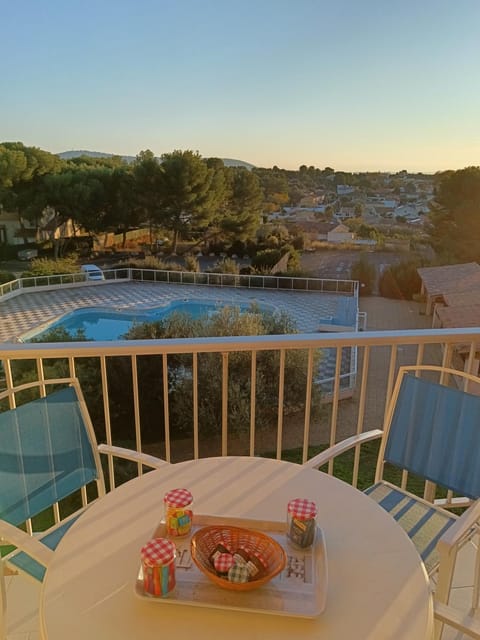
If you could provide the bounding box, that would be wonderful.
[190,525,287,591]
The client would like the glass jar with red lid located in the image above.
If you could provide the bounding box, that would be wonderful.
[164,488,193,537]
[287,497,317,548]
[140,537,176,597]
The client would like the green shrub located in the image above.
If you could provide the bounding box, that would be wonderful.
[0,271,16,284]
[350,255,376,295]
[114,257,183,271]
[286,247,301,271]
[183,255,200,272]
[251,249,282,269]
[206,258,240,274]
[379,260,423,300]
[291,234,305,251]
[122,305,322,441]
[22,255,79,277]
[228,239,247,257]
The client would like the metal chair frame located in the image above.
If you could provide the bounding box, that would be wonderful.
[0,377,167,639]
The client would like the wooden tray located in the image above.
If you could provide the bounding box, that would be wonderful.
[134,514,327,618]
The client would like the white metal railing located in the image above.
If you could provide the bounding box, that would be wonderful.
[125,268,359,296]
[0,272,88,300]
[0,268,359,302]
[357,311,368,331]
[1,326,479,490]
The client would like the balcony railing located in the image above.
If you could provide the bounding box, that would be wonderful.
[1,326,479,494]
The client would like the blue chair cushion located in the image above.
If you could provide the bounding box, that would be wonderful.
[0,386,99,526]
[365,481,456,574]
[385,374,480,499]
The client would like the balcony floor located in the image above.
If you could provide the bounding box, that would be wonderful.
[5,536,478,639]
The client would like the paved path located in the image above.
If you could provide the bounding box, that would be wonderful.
[359,296,431,331]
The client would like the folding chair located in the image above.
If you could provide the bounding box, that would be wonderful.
[0,377,167,639]
[304,365,480,639]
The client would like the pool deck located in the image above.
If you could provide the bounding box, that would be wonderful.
[0,281,357,343]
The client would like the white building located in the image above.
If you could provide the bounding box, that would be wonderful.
[335,207,356,221]
[336,184,356,196]
[394,203,429,220]
[327,223,355,243]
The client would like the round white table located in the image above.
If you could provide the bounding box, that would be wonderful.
[40,456,433,639]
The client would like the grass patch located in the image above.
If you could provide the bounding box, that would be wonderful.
[0,485,100,559]
[270,441,380,489]
[0,544,16,557]
[277,440,452,502]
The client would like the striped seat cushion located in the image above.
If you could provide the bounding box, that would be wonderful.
[365,482,456,574]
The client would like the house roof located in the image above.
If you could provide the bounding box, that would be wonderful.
[330,224,351,233]
[436,304,480,328]
[443,291,480,307]
[288,221,337,234]
[417,263,480,296]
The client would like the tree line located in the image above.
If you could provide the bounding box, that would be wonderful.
[0,142,408,256]
[1,142,479,266]
[0,143,264,254]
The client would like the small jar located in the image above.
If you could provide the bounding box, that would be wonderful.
[140,538,176,597]
[287,498,317,549]
[164,488,193,537]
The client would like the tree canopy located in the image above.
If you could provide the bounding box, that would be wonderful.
[157,150,216,252]
[428,166,480,263]
[0,144,270,255]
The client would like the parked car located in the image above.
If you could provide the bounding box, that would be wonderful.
[80,264,105,281]
[17,248,38,261]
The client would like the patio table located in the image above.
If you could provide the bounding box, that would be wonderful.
[39,456,433,639]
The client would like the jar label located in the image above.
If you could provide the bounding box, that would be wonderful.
[288,516,316,548]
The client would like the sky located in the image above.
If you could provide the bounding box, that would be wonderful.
[2,0,480,173]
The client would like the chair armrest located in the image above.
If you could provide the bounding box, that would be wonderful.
[437,498,480,553]
[435,499,480,607]
[434,602,480,639]
[0,520,53,567]
[97,444,169,469]
[303,429,383,469]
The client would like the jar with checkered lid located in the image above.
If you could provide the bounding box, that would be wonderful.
[287,498,317,548]
[140,538,176,597]
[164,488,193,537]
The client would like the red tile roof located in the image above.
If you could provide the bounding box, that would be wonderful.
[417,263,480,296]
[436,304,480,328]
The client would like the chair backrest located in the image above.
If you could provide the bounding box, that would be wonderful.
[0,378,105,526]
[379,366,480,500]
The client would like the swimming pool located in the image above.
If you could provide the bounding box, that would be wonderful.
[29,299,275,341]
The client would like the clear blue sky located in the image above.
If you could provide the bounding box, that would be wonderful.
[2,0,480,172]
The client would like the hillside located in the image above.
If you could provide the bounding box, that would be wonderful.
[58,150,255,170]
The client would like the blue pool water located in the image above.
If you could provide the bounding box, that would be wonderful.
[31,299,273,341]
